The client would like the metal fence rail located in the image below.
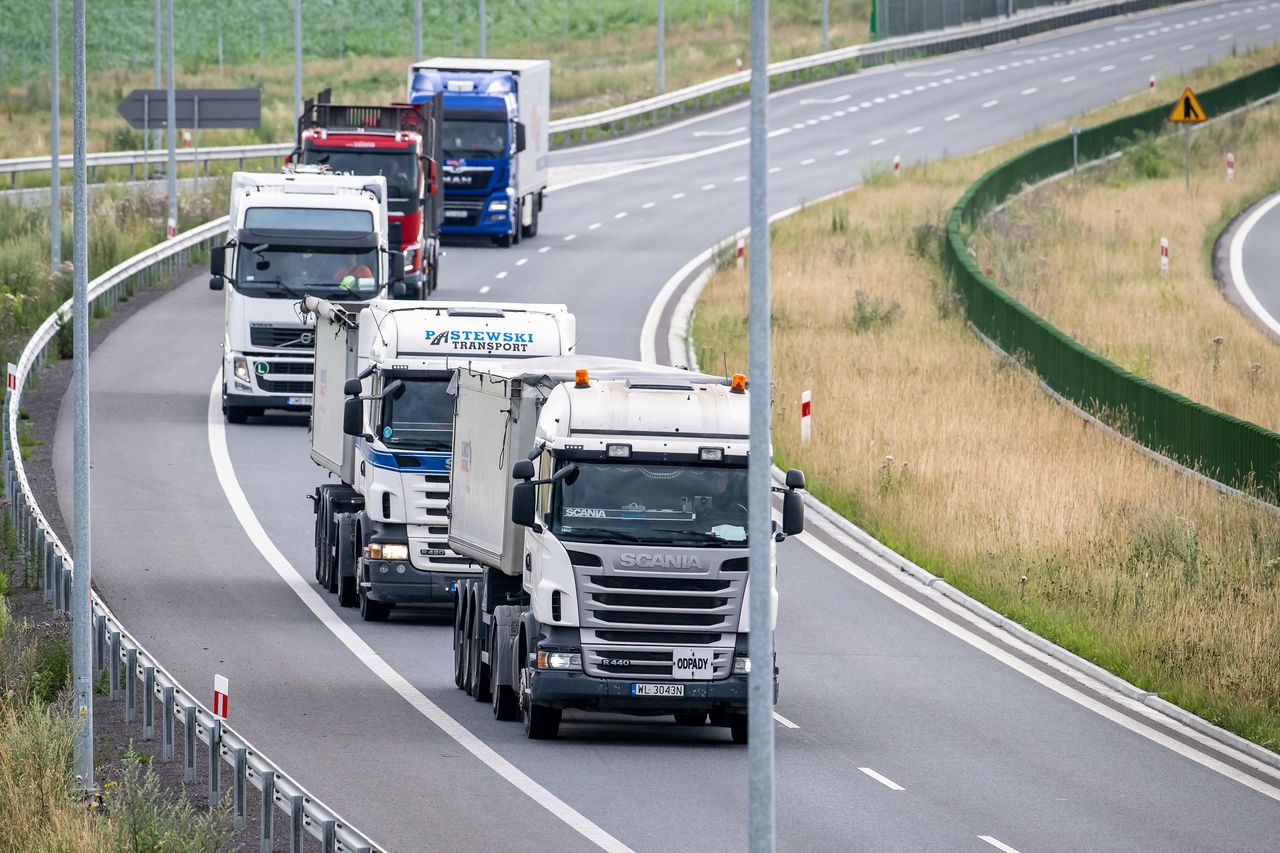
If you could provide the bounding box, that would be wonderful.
[0,0,1203,185]
[2,216,387,853]
[944,62,1280,500]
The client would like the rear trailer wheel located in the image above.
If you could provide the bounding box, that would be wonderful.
[520,665,561,739]
[674,712,707,726]
[470,590,491,702]
[453,596,466,688]
[729,713,749,744]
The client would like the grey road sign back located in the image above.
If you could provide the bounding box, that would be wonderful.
[116,89,261,129]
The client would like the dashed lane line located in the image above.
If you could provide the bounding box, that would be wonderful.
[979,837,1022,853]
[859,768,905,791]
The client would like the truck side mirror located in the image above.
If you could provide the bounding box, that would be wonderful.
[515,122,527,154]
[511,481,537,527]
[390,281,407,299]
[343,378,362,396]
[388,250,405,287]
[209,276,224,291]
[782,490,805,536]
[785,468,806,491]
[512,459,535,481]
[209,245,227,288]
[342,397,364,437]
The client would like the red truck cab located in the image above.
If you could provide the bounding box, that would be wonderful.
[295,90,444,297]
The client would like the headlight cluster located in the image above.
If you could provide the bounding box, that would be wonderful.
[488,199,509,212]
[233,356,251,382]
[733,655,751,675]
[367,543,409,561]
[537,650,581,670]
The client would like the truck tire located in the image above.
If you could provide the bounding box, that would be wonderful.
[728,713,749,744]
[471,594,491,703]
[225,406,249,425]
[453,594,466,688]
[316,490,333,589]
[521,196,539,239]
[358,572,391,621]
[490,624,519,721]
[493,232,511,248]
[520,664,561,740]
[335,517,358,608]
[511,202,522,246]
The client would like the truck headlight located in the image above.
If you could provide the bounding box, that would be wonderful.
[488,200,509,212]
[733,655,751,675]
[367,543,409,561]
[537,651,581,670]
[233,356,250,382]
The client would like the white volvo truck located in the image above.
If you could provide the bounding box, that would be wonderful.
[303,296,576,621]
[447,357,806,740]
[209,167,402,424]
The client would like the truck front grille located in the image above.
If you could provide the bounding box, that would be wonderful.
[255,376,312,394]
[582,646,734,680]
[249,325,314,350]
[442,197,486,228]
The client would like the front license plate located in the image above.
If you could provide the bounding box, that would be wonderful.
[286,395,312,407]
[631,683,684,697]
[444,209,468,218]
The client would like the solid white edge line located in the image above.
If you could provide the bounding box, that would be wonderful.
[858,767,905,790]
[772,711,800,729]
[205,373,632,853]
[1228,192,1280,339]
[978,835,1022,853]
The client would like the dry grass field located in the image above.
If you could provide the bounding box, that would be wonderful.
[975,99,1280,431]
[693,45,1280,748]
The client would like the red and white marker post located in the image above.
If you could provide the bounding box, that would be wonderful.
[1149,75,1156,91]
[736,237,745,270]
[1227,152,1235,182]
[736,57,744,73]
[213,674,229,719]
[1160,237,1169,275]
[6,362,17,393]
[800,390,812,446]
[893,155,901,177]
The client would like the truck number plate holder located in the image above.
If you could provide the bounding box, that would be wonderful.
[287,395,313,407]
[632,683,684,697]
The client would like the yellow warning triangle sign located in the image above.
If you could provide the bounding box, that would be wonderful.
[1169,87,1207,123]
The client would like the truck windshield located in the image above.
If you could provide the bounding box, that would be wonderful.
[234,244,381,300]
[380,379,453,452]
[442,119,507,159]
[301,148,418,205]
[551,462,748,546]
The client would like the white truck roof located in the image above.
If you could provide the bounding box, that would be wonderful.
[361,300,575,363]
[413,57,550,73]
[228,170,388,232]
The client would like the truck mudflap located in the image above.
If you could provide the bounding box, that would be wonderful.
[527,668,751,714]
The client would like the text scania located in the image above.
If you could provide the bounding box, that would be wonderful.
[424,329,536,353]
[617,553,704,569]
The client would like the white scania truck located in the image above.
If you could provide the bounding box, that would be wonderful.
[209,167,403,424]
[303,296,576,621]
[447,357,806,741]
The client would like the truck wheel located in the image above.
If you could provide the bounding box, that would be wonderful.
[728,713,749,744]
[493,233,511,248]
[511,202,522,246]
[453,595,466,688]
[520,664,561,740]
[471,599,491,703]
[674,712,707,726]
[521,198,539,239]
[315,491,332,588]
[225,406,249,425]
[335,520,358,608]
[490,625,519,721]
[358,584,391,622]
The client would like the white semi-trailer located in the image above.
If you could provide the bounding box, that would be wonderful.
[209,167,402,423]
[447,357,806,741]
[304,296,576,621]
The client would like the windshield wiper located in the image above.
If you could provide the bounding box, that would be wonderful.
[649,528,741,546]
[556,526,647,545]
[258,276,308,300]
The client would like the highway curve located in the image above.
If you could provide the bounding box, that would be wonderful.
[56,2,1280,850]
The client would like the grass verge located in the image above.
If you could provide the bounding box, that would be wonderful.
[692,44,1280,749]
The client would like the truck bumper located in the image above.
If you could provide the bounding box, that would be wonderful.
[361,560,470,607]
[223,391,311,412]
[528,669,752,714]
[441,217,511,237]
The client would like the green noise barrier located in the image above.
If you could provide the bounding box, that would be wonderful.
[944,62,1280,501]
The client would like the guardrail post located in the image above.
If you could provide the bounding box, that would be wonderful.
[322,820,336,853]
[94,612,105,676]
[233,747,247,830]
[44,548,55,606]
[125,647,138,722]
[61,564,70,614]
[162,686,175,761]
[260,772,276,852]
[42,537,53,593]
[53,554,64,610]
[183,703,196,782]
[208,718,222,805]
[289,794,304,853]
[142,665,155,740]
[109,631,121,699]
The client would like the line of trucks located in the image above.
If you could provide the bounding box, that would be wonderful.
[208,58,807,741]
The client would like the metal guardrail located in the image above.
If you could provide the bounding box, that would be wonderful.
[2,217,386,853]
[0,0,1199,185]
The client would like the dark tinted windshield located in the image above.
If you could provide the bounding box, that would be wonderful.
[442,119,507,159]
[301,148,418,206]
[234,244,380,300]
[552,462,748,546]
[380,379,453,452]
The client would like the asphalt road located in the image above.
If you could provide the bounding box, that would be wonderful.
[1226,189,1280,341]
[56,2,1280,850]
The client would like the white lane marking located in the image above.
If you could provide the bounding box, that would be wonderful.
[478,285,491,294]
[861,100,874,107]
[997,64,1008,70]
[945,113,960,122]
[954,74,969,80]
[1021,87,1038,96]
[835,148,850,156]
[767,127,792,139]
[733,175,748,182]
[205,375,633,853]
[898,88,914,95]
[792,122,806,129]
[613,211,627,219]
[773,712,800,729]
[1140,53,1156,60]
[795,526,1280,802]
[800,94,850,104]
[563,233,576,242]
[515,258,528,266]
[588,222,602,230]
[979,837,1022,853]
[906,126,923,135]
[800,158,816,166]
[1260,23,1273,30]
[1219,33,1234,40]
[1127,34,1138,40]
[495,271,508,280]
[691,126,746,137]
[1051,52,1064,58]
[982,99,999,108]
[769,166,782,174]
[903,67,954,77]
[943,77,956,83]
[538,246,551,254]
[805,118,820,125]
[1060,75,1077,83]
[834,109,847,116]
[671,192,685,199]
[869,137,886,146]
[1100,64,1117,72]
[1179,43,1196,51]
[859,768,905,791]
[887,93,900,99]
[700,183,716,191]
[913,84,928,91]
[642,201,656,209]
[928,81,940,88]
[1229,193,1280,339]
